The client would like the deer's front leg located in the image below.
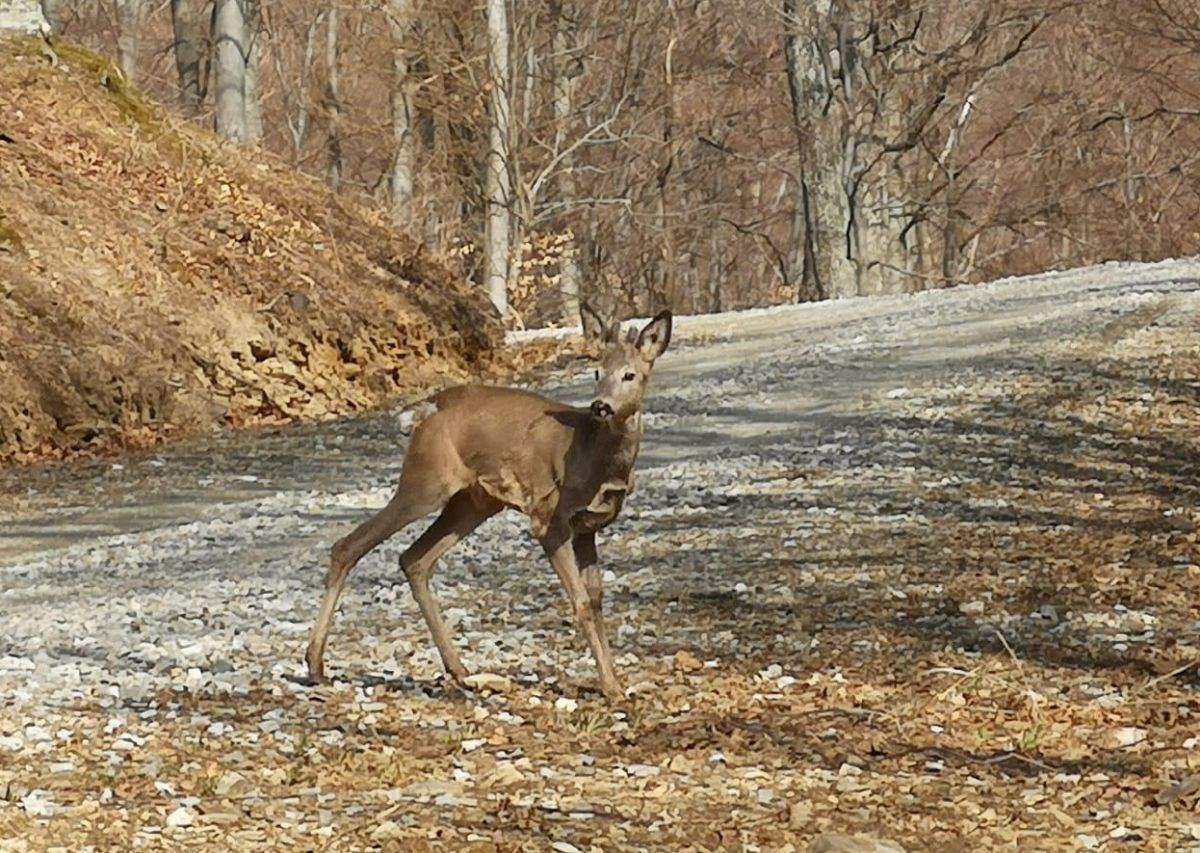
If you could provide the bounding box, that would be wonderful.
[574,532,615,673]
[541,527,622,701]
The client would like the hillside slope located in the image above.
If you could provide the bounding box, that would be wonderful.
[0,37,501,464]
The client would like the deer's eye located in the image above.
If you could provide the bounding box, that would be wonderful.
[623,371,636,382]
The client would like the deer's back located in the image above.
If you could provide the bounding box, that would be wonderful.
[423,383,583,480]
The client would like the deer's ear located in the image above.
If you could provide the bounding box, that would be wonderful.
[636,310,672,362]
[580,300,618,345]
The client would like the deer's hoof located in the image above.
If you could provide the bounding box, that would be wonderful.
[600,683,625,704]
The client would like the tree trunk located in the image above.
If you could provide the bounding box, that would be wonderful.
[656,26,678,308]
[482,0,512,315]
[243,0,262,143]
[39,0,67,33]
[169,0,204,110]
[550,0,580,323]
[782,0,856,300]
[0,0,48,33]
[272,9,325,162]
[782,0,823,301]
[212,0,248,141]
[324,4,343,190]
[387,0,415,225]
[112,0,140,82]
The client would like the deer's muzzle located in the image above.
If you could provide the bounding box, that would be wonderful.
[590,400,614,419]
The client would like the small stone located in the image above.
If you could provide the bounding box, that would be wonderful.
[624,763,660,778]
[371,820,405,841]
[198,802,242,826]
[673,650,703,672]
[1111,727,1147,748]
[20,789,56,817]
[485,762,525,788]
[959,600,985,615]
[554,697,579,714]
[463,673,515,694]
[166,806,195,828]
[461,738,485,753]
[214,770,254,798]
[551,842,583,853]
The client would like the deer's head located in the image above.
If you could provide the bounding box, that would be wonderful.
[581,304,673,424]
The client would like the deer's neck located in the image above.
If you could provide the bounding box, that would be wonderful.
[596,410,643,482]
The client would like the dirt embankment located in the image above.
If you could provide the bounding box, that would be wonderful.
[0,37,503,464]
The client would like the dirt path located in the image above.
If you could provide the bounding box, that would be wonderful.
[2,259,1200,849]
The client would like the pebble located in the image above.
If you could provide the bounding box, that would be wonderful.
[21,790,56,817]
[166,807,195,828]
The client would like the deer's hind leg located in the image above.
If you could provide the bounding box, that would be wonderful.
[401,487,501,682]
[306,436,464,682]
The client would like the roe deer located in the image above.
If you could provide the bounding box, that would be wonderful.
[304,308,673,700]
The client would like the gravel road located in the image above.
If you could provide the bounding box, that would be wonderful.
[3,259,1200,849]
[3,258,1199,710]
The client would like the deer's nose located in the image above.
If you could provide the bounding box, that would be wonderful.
[590,400,614,418]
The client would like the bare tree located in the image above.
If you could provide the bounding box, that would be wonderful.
[387,0,415,224]
[212,0,248,141]
[39,0,67,33]
[483,0,512,314]
[0,0,47,33]
[324,2,344,189]
[779,1,1047,297]
[170,0,207,111]
[266,4,327,162]
[112,0,141,82]
[550,0,582,321]
[244,0,263,142]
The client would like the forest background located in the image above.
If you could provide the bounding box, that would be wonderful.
[31,0,1200,327]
